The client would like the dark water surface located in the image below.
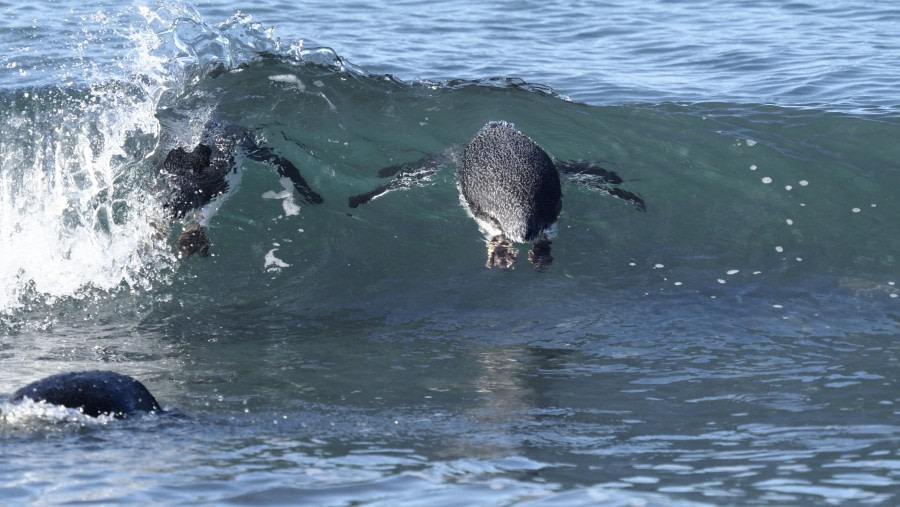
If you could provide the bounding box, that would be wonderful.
[1,0,899,504]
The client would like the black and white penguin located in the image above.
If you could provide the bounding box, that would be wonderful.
[162,121,323,258]
[348,121,645,269]
[458,121,562,268]
[8,370,161,418]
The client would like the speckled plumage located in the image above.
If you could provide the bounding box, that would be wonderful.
[458,122,562,243]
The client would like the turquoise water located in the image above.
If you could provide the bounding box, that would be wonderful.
[1,1,899,505]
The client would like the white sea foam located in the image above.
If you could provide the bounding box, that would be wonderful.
[1,398,113,428]
[262,177,301,217]
[264,248,291,272]
[0,86,174,315]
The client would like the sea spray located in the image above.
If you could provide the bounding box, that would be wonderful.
[0,83,172,315]
[0,2,283,316]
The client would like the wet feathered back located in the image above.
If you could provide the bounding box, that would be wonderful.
[11,370,161,417]
[459,122,562,242]
[163,143,230,218]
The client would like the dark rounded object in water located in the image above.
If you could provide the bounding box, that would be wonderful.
[10,370,161,418]
[459,121,562,244]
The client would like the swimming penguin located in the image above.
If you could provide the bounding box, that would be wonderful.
[7,370,161,418]
[348,121,645,269]
[460,121,562,268]
[162,121,323,258]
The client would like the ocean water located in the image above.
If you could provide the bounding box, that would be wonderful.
[1,0,899,505]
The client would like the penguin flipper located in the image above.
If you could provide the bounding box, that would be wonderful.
[349,152,451,208]
[349,182,393,208]
[247,146,324,205]
[556,160,646,212]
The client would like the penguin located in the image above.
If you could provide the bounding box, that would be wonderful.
[162,121,323,258]
[459,121,562,269]
[348,121,645,269]
[7,370,161,418]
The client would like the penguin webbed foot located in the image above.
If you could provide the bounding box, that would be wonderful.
[486,235,518,270]
[528,237,553,270]
[178,224,211,258]
[556,160,646,212]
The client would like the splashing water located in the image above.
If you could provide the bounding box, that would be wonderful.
[0,83,168,315]
[0,3,313,317]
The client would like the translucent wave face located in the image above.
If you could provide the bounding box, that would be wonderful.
[0,2,296,317]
